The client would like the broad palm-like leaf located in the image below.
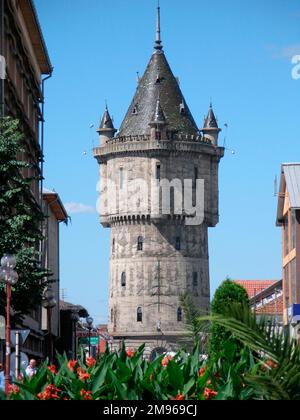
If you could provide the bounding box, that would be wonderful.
[199,304,300,400]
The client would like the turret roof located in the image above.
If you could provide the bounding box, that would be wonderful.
[119,7,198,137]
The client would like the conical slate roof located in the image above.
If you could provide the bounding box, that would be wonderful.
[119,50,198,136]
[204,104,219,129]
[99,106,115,130]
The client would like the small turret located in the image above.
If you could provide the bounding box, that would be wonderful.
[97,105,117,146]
[201,103,221,146]
[149,99,168,140]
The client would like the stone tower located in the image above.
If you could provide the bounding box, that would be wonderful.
[94,6,224,358]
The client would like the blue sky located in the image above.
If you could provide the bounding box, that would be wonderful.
[35,0,300,324]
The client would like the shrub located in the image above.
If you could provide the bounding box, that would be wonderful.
[209,279,249,358]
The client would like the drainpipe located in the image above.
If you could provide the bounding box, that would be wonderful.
[40,68,54,206]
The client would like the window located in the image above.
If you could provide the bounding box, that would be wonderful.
[284,265,290,307]
[112,238,115,253]
[284,216,289,256]
[137,307,143,322]
[121,272,126,287]
[120,168,124,190]
[111,309,114,323]
[175,237,181,251]
[155,131,162,141]
[137,236,144,251]
[132,103,138,114]
[193,167,198,188]
[291,259,297,304]
[156,164,161,181]
[291,210,296,250]
[177,307,183,322]
[193,272,198,288]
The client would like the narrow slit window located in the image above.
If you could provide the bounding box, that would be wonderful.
[194,167,198,188]
[120,168,124,190]
[156,164,161,181]
[177,307,183,322]
[121,272,126,287]
[175,237,181,251]
[193,272,198,288]
[137,307,143,322]
[155,131,162,140]
[137,236,144,251]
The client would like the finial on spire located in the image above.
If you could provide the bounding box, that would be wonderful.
[154,1,163,51]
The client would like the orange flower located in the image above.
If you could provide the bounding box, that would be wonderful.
[266,360,278,369]
[199,367,206,377]
[175,394,185,400]
[80,389,93,401]
[38,384,61,400]
[68,360,77,372]
[126,349,135,358]
[203,387,218,401]
[86,357,96,368]
[162,355,173,368]
[149,374,153,382]
[8,384,20,395]
[77,367,90,382]
[48,365,57,375]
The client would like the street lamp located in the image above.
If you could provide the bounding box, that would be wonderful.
[0,254,18,395]
[86,317,93,357]
[42,287,56,363]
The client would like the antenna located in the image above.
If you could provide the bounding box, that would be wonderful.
[154,1,163,51]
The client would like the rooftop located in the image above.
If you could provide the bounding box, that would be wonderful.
[277,163,300,225]
[118,7,199,137]
[19,0,52,74]
[234,280,279,299]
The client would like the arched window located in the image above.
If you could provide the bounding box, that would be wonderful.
[121,272,126,287]
[193,272,198,288]
[111,309,114,323]
[137,236,144,251]
[137,307,143,322]
[175,237,181,251]
[177,307,183,322]
[112,238,115,253]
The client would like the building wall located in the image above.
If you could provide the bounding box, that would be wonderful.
[96,139,223,353]
[282,186,300,324]
[109,222,210,336]
[0,0,51,359]
[41,204,60,337]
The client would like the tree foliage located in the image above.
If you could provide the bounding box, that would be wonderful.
[0,117,50,322]
[209,279,249,357]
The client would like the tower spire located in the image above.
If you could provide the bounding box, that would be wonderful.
[154,1,163,51]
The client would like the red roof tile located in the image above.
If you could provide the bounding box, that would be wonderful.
[234,280,278,299]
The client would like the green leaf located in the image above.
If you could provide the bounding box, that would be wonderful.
[167,360,184,391]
